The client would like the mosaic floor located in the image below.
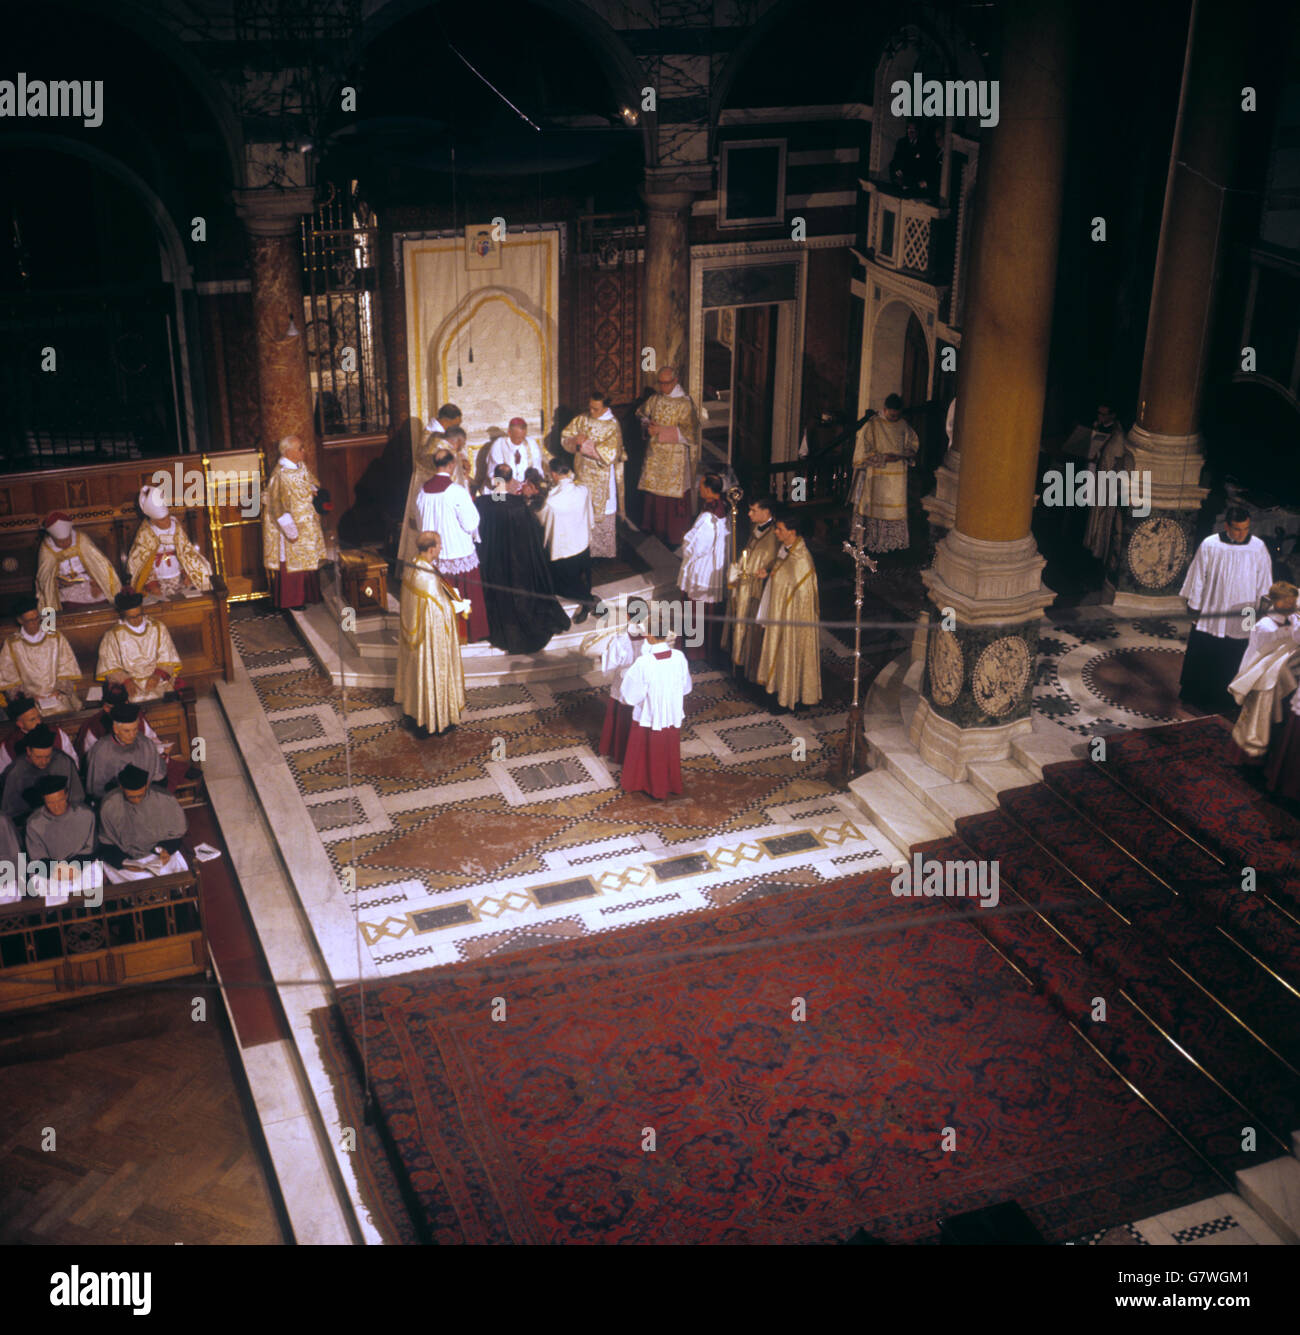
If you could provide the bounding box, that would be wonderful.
[1032,606,1206,738]
[229,607,892,976]
[227,592,1212,979]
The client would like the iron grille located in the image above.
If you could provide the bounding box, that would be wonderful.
[300,182,387,436]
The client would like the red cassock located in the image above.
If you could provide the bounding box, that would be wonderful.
[273,563,322,610]
[600,697,635,763]
[620,723,682,799]
[642,493,694,548]
[438,568,490,643]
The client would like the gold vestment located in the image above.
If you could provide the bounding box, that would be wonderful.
[394,557,466,733]
[638,392,700,499]
[96,620,182,700]
[758,537,822,708]
[262,462,326,574]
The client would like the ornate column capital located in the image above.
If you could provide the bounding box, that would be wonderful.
[233,187,317,237]
[922,529,1054,624]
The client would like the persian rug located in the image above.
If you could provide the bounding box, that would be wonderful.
[331,868,1216,1244]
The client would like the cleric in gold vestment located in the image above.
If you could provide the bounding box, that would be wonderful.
[724,494,782,682]
[262,436,326,609]
[637,366,701,548]
[561,393,625,558]
[394,532,467,736]
[853,394,918,554]
[757,514,822,709]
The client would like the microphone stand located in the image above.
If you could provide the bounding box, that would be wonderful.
[837,515,877,786]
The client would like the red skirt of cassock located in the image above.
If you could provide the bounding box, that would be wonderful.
[620,723,682,799]
[442,564,491,643]
[273,563,322,610]
[600,697,634,763]
[641,492,693,548]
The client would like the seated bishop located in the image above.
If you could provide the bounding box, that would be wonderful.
[0,693,78,771]
[36,512,122,611]
[97,592,181,702]
[97,763,188,883]
[129,486,213,597]
[0,596,83,714]
[85,700,168,802]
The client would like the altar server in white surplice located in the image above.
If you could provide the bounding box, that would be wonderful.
[1227,581,1300,763]
[1179,507,1273,713]
[619,634,692,800]
[416,448,489,643]
[677,473,729,664]
[581,618,646,765]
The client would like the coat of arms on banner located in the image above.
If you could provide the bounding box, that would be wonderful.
[465,224,502,270]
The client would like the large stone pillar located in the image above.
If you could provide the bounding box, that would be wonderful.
[1107,0,1248,611]
[234,187,319,473]
[640,188,692,379]
[908,0,1072,781]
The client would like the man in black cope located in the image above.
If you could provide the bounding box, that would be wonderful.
[474,465,571,653]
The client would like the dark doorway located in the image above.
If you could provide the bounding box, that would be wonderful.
[731,303,779,492]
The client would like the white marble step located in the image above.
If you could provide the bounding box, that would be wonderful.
[866,724,996,833]
[1011,729,1084,778]
[1235,1156,1300,1245]
[848,770,949,854]
[967,758,1038,804]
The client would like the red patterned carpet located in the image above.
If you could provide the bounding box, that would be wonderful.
[333,867,1218,1244]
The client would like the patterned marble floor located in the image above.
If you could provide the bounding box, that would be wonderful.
[228,608,896,976]
[1031,605,1207,740]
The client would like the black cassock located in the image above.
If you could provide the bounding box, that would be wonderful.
[475,493,571,653]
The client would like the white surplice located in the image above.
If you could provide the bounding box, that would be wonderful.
[678,509,729,603]
[1179,534,1273,639]
[619,643,692,730]
[1228,612,1300,756]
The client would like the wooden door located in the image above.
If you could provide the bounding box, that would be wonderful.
[731,304,778,492]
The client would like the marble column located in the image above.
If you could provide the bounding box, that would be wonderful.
[907,0,1071,781]
[234,187,319,474]
[1106,0,1247,611]
[640,188,692,380]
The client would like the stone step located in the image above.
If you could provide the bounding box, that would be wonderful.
[866,725,996,833]
[1011,729,1083,778]
[848,770,949,855]
[966,758,1039,804]
[1235,1156,1300,1245]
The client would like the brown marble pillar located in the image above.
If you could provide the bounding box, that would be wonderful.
[1109,0,1249,609]
[640,189,692,380]
[903,0,1073,780]
[234,187,319,473]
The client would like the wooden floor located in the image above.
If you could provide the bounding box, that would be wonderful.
[0,982,285,1245]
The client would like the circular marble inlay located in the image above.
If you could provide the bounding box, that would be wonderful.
[1080,647,1192,720]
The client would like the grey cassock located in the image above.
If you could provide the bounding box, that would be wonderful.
[85,733,167,802]
[25,803,97,861]
[98,788,187,861]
